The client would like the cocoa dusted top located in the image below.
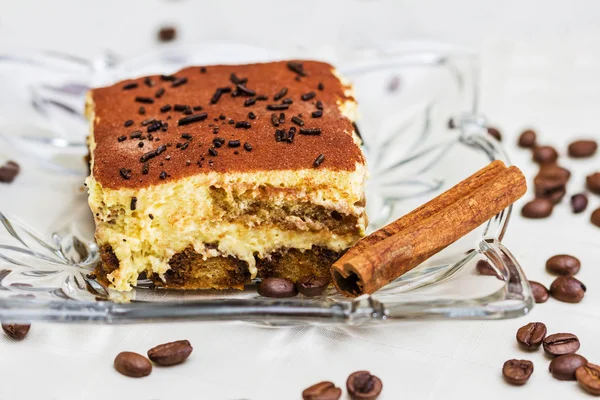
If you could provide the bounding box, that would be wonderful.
[90,61,365,189]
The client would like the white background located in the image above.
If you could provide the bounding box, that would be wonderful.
[1,1,600,399]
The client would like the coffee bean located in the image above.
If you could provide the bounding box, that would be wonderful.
[257,277,298,298]
[302,381,342,400]
[533,145,558,164]
[546,255,580,276]
[0,161,20,183]
[568,139,597,158]
[502,359,534,385]
[587,172,600,194]
[518,129,537,148]
[529,280,549,303]
[550,354,588,381]
[516,322,547,350]
[114,351,152,377]
[571,193,588,214]
[346,371,383,400]
[158,26,177,42]
[546,188,566,204]
[538,164,571,181]
[147,340,193,366]
[576,363,600,395]
[487,127,502,141]
[1,323,30,340]
[521,198,553,219]
[550,276,586,303]
[296,276,329,297]
[543,333,580,357]
[476,259,501,279]
[592,207,600,228]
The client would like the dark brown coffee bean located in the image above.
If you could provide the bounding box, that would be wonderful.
[487,127,502,141]
[550,276,586,303]
[538,164,571,181]
[257,277,298,298]
[518,129,537,148]
[529,280,549,303]
[516,322,547,349]
[302,381,342,400]
[296,276,329,297]
[346,371,383,400]
[476,259,501,279]
[592,207,600,228]
[571,193,588,214]
[549,354,588,380]
[0,161,20,183]
[587,172,600,194]
[533,145,558,164]
[502,359,534,385]
[546,188,566,204]
[1,323,30,340]
[114,351,152,377]
[521,198,553,219]
[576,363,600,395]
[543,333,580,357]
[158,26,177,42]
[568,139,597,158]
[147,340,192,366]
[546,254,580,276]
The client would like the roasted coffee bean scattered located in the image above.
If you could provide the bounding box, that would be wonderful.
[529,280,549,303]
[521,198,553,219]
[576,363,600,396]
[296,276,329,297]
[0,161,20,183]
[302,381,342,400]
[502,359,534,386]
[592,207,600,228]
[518,129,537,148]
[533,145,558,164]
[147,340,193,366]
[571,193,588,214]
[516,322,547,350]
[346,371,383,400]
[257,277,298,298]
[476,259,500,278]
[114,351,152,377]
[1,323,30,340]
[550,276,586,303]
[549,354,588,381]
[538,164,571,181]
[543,333,580,357]
[586,172,600,194]
[568,139,597,158]
[487,127,502,141]
[546,254,580,276]
[158,26,177,42]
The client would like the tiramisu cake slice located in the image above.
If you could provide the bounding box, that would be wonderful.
[85,61,367,291]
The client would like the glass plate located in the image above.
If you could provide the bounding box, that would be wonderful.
[0,43,533,325]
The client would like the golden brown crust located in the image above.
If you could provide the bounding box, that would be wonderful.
[90,61,364,190]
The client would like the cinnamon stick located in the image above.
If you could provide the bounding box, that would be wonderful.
[331,163,526,297]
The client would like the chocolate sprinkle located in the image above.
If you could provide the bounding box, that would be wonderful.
[149,214,154,220]
[248,112,256,120]
[317,82,324,91]
[291,116,304,126]
[287,127,296,143]
[160,104,172,113]
[228,140,241,148]
[155,88,165,98]
[244,98,256,107]
[160,75,176,82]
[313,154,325,167]
[316,100,323,110]
[178,113,208,126]
[256,95,268,101]
[244,143,252,151]
[300,128,321,135]
[267,104,289,111]
[139,144,167,162]
[230,73,247,85]
[124,120,134,127]
[135,96,154,104]
[181,133,192,139]
[279,113,285,125]
[119,168,132,179]
[180,142,190,150]
[118,135,127,142]
[287,61,307,77]
[123,82,138,90]
[311,110,322,118]
[147,121,162,133]
[142,118,155,126]
[130,197,137,211]
[200,67,207,73]
[228,119,235,125]
[282,98,293,105]
[210,87,232,104]
[301,92,316,101]
[236,84,256,96]
[161,122,169,132]
[235,121,251,129]
[138,142,144,148]
[219,114,226,120]
[171,77,188,87]
[174,104,188,112]
[183,108,193,115]
[352,122,363,141]
[274,88,288,101]
[275,129,286,142]
[271,113,279,127]
[142,162,149,174]
[144,77,155,87]
[213,138,225,147]
[130,131,142,139]
[192,105,203,111]
[159,171,167,180]
[138,106,146,115]
[208,148,218,156]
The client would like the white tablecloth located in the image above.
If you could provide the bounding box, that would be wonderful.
[2,2,600,399]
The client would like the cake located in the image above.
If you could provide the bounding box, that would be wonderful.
[85,60,367,291]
